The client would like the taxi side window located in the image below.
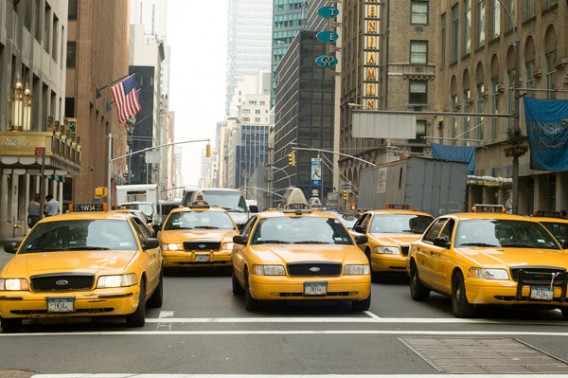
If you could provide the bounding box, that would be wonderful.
[131,217,151,242]
[354,213,370,232]
[423,218,448,243]
[241,215,258,241]
[438,219,455,245]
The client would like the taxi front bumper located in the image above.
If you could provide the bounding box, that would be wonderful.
[466,278,568,307]
[249,274,371,301]
[370,253,407,272]
[0,287,140,319]
[162,249,232,268]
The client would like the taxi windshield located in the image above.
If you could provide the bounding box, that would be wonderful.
[251,216,353,245]
[540,221,568,242]
[455,219,559,249]
[202,190,247,213]
[19,219,138,253]
[164,211,235,230]
[370,214,433,234]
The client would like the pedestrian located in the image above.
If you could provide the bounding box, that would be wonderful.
[27,193,41,229]
[44,193,60,217]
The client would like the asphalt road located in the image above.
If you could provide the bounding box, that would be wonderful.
[1,246,568,377]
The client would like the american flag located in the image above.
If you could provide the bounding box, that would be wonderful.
[111,75,141,124]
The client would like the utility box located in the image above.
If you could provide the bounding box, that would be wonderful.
[358,156,468,216]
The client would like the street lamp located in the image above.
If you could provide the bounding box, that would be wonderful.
[10,77,24,131]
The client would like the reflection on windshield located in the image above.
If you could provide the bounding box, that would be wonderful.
[165,211,236,230]
[370,214,433,234]
[455,219,559,249]
[541,221,568,242]
[20,220,138,253]
[251,217,353,245]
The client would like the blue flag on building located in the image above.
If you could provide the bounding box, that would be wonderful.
[431,143,476,175]
[524,97,568,171]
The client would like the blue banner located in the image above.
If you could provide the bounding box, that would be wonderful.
[431,143,476,174]
[524,97,568,171]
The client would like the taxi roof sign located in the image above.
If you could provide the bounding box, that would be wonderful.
[472,204,506,213]
[533,210,562,218]
[385,203,412,210]
[70,203,107,212]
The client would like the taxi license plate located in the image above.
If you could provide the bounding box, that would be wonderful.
[47,297,75,313]
[529,286,553,301]
[195,254,210,263]
[304,282,327,296]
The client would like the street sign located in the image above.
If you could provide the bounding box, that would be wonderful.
[316,30,338,43]
[34,147,45,157]
[317,6,339,19]
[315,55,338,68]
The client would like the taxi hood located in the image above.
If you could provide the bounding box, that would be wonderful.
[160,229,236,243]
[456,247,568,268]
[369,233,422,246]
[249,244,366,265]
[2,251,137,276]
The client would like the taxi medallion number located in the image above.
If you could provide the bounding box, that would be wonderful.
[47,297,75,313]
[304,282,327,296]
[530,286,553,301]
[195,254,210,263]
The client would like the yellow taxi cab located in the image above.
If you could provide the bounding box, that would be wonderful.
[112,207,156,236]
[531,210,568,245]
[0,203,164,332]
[157,197,239,270]
[231,188,371,311]
[352,205,434,281]
[406,204,568,319]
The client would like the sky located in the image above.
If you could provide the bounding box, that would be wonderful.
[166,1,229,187]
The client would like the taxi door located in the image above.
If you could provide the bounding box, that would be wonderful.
[427,218,457,294]
[232,215,258,285]
[413,217,449,290]
[131,217,162,291]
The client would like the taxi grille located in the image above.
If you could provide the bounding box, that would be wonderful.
[184,241,221,251]
[31,274,94,292]
[287,262,342,277]
[510,266,567,302]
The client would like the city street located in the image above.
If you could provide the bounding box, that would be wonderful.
[1,247,568,377]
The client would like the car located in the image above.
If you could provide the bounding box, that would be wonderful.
[406,204,568,319]
[321,210,360,229]
[0,203,164,332]
[113,207,156,236]
[352,205,434,281]
[532,210,568,245]
[231,188,371,311]
[157,197,239,270]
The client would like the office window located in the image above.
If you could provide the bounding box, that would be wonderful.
[68,0,77,20]
[409,81,427,104]
[451,5,458,63]
[543,0,558,9]
[525,60,535,90]
[66,41,76,68]
[546,51,557,100]
[476,0,486,48]
[490,0,501,39]
[524,0,535,19]
[476,83,485,141]
[411,1,428,25]
[410,41,428,64]
[441,13,446,68]
[463,0,472,55]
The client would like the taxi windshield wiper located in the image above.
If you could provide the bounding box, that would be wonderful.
[194,226,220,229]
[459,242,498,247]
[255,240,290,244]
[70,246,110,251]
[294,241,328,244]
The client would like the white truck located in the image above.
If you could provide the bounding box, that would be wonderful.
[115,184,159,223]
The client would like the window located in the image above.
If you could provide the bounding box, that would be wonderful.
[524,0,535,19]
[411,1,428,24]
[66,41,76,68]
[546,51,557,100]
[543,0,558,9]
[490,0,500,39]
[441,13,446,68]
[410,120,427,143]
[410,41,428,64]
[409,81,427,104]
[68,0,77,20]
[476,83,485,141]
[451,5,458,63]
[525,60,535,90]
[463,0,472,55]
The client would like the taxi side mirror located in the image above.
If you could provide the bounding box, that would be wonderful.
[3,241,20,254]
[143,238,159,250]
[354,226,366,234]
[353,234,368,244]
[233,235,247,245]
[433,236,450,249]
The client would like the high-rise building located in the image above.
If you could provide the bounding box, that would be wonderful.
[226,0,273,117]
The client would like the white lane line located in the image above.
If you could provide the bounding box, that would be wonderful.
[157,311,174,331]
[5,329,568,337]
[364,310,381,319]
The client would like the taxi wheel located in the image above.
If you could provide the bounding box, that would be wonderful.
[409,262,430,301]
[147,270,164,308]
[352,292,371,312]
[232,270,245,295]
[126,280,146,327]
[0,317,22,333]
[244,270,260,311]
[452,272,476,318]
[365,249,379,283]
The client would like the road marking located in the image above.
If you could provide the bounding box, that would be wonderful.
[29,375,568,378]
[156,311,174,331]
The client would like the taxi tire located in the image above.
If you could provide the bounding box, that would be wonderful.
[452,272,476,318]
[126,280,146,327]
[352,292,371,312]
[365,249,379,283]
[232,270,245,295]
[0,317,22,333]
[409,261,430,301]
[562,308,568,321]
[147,270,164,308]
[244,270,260,311]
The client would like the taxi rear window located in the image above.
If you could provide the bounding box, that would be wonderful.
[20,220,138,252]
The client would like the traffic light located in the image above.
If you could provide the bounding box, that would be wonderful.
[343,190,348,200]
[288,152,296,167]
[205,143,211,158]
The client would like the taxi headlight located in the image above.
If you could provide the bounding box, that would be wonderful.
[251,264,285,276]
[222,242,234,251]
[161,243,183,251]
[468,268,509,280]
[0,278,29,291]
[344,264,370,275]
[97,273,138,288]
[373,246,400,255]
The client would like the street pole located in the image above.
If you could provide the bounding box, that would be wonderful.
[512,38,520,214]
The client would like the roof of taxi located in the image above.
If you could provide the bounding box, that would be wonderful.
[168,205,229,214]
[38,210,134,222]
[439,212,543,222]
[366,209,434,217]
[255,208,340,219]
[532,216,568,224]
